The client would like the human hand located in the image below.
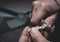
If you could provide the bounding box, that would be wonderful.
[30,28,50,42]
[19,27,50,42]
[18,27,29,42]
[31,0,59,30]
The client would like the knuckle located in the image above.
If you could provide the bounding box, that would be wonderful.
[41,2,50,10]
[32,1,41,6]
[32,1,47,8]
[41,2,46,7]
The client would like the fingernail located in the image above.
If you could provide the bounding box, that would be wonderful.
[31,28,37,34]
[48,24,51,28]
[28,28,31,32]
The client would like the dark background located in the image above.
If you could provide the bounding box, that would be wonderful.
[0,0,32,12]
[0,0,32,42]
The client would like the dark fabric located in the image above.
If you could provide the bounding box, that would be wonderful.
[52,11,60,42]
[0,27,24,42]
[0,9,31,33]
[0,8,31,42]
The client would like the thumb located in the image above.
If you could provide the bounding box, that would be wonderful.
[30,28,50,42]
[19,27,30,42]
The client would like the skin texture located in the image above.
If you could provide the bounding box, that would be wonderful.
[19,27,50,42]
[30,0,59,39]
[31,0,59,27]
[18,27,29,42]
[57,0,60,5]
[19,0,60,42]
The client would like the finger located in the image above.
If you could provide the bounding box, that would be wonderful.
[29,37,31,42]
[40,30,49,40]
[43,31,49,40]
[44,13,58,30]
[19,27,30,42]
[30,28,49,42]
[39,30,49,40]
[31,1,48,25]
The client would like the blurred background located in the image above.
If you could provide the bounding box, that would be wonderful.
[0,0,32,42]
[0,0,32,12]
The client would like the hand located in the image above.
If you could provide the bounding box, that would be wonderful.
[18,27,29,42]
[31,0,59,29]
[19,27,50,42]
[30,28,50,42]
